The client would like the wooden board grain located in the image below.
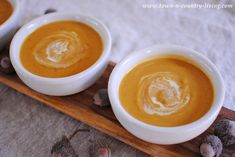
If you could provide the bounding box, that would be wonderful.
[0,63,234,157]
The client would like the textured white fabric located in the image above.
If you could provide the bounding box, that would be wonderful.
[20,0,235,110]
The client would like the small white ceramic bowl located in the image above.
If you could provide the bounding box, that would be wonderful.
[0,0,21,51]
[10,13,111,96]
[108,45,225,145]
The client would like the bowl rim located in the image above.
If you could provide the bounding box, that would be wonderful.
[10,12,112,83]
[0,0,21,31]
[108,44,225,132]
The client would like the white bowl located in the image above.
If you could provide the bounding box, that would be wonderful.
[108,45,225,145]
[10,13,111,96]
[0,0,21,51]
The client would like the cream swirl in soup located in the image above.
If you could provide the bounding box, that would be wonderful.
[33,31,87,68]
[137,72,190,116]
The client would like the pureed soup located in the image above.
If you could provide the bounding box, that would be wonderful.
[0,0,13,25]
[20,21,103,78]
[119,55,214,127]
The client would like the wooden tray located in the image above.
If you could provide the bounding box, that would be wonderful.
[0,62,234,157]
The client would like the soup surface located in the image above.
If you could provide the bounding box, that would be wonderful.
[119,56,214,127]
[21,21,103,78]
[0,0,13,25]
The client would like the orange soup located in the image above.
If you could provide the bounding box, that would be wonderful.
[0,0,13,25]
[20,21,103,78]
[119,56,214,127]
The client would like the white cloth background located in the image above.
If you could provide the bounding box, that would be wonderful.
[20,0,235,110]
